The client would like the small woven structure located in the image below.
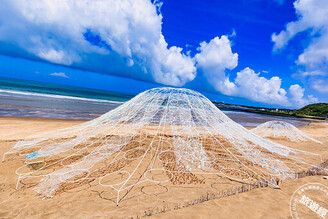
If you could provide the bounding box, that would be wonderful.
[4,88,325,205]
[251,121,322,144]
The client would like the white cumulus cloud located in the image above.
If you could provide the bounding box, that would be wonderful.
[233,68,289,105]
[195,36,238,95]
[272,0,328,90]
[272,0,328,52]
[271,0,328,104]
[194,35,314,107]
[50,72,69,78]
[231,69,317,107]
[288,84,318,107]
[0,0,319,107]
[0,0,196,86]
[311,79,328,94]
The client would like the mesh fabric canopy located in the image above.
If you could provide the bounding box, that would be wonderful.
[251,121,322,144]
[4,87,325,205]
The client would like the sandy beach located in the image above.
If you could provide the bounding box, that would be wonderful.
[0,116,327,218]
[1,0,328,218]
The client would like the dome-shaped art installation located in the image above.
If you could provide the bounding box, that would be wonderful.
[4,88,326,205]
[251,121,322,144]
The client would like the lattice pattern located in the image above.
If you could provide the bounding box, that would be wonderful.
[251,121,322,144]
[4,87,325,205]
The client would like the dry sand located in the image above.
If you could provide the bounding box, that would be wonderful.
[0,116,328,218]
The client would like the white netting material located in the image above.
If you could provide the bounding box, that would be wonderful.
[4,87,326,204]
[251,121,322,144]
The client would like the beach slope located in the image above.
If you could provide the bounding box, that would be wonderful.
[0,117,327,218]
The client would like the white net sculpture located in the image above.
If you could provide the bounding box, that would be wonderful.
[251,121,322,144]
[4,87,326,205]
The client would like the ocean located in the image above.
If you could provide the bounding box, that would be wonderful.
[0,77,134,120]
[0,77,310,126]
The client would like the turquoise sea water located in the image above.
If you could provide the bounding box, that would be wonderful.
[0,77,310,126]
[0,77,134,119]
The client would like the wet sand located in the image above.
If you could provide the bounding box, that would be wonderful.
[0,116,327,218]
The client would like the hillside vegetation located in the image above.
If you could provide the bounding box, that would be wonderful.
[295,103,328,118]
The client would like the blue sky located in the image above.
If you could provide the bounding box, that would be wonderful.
[0,0,327,108]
